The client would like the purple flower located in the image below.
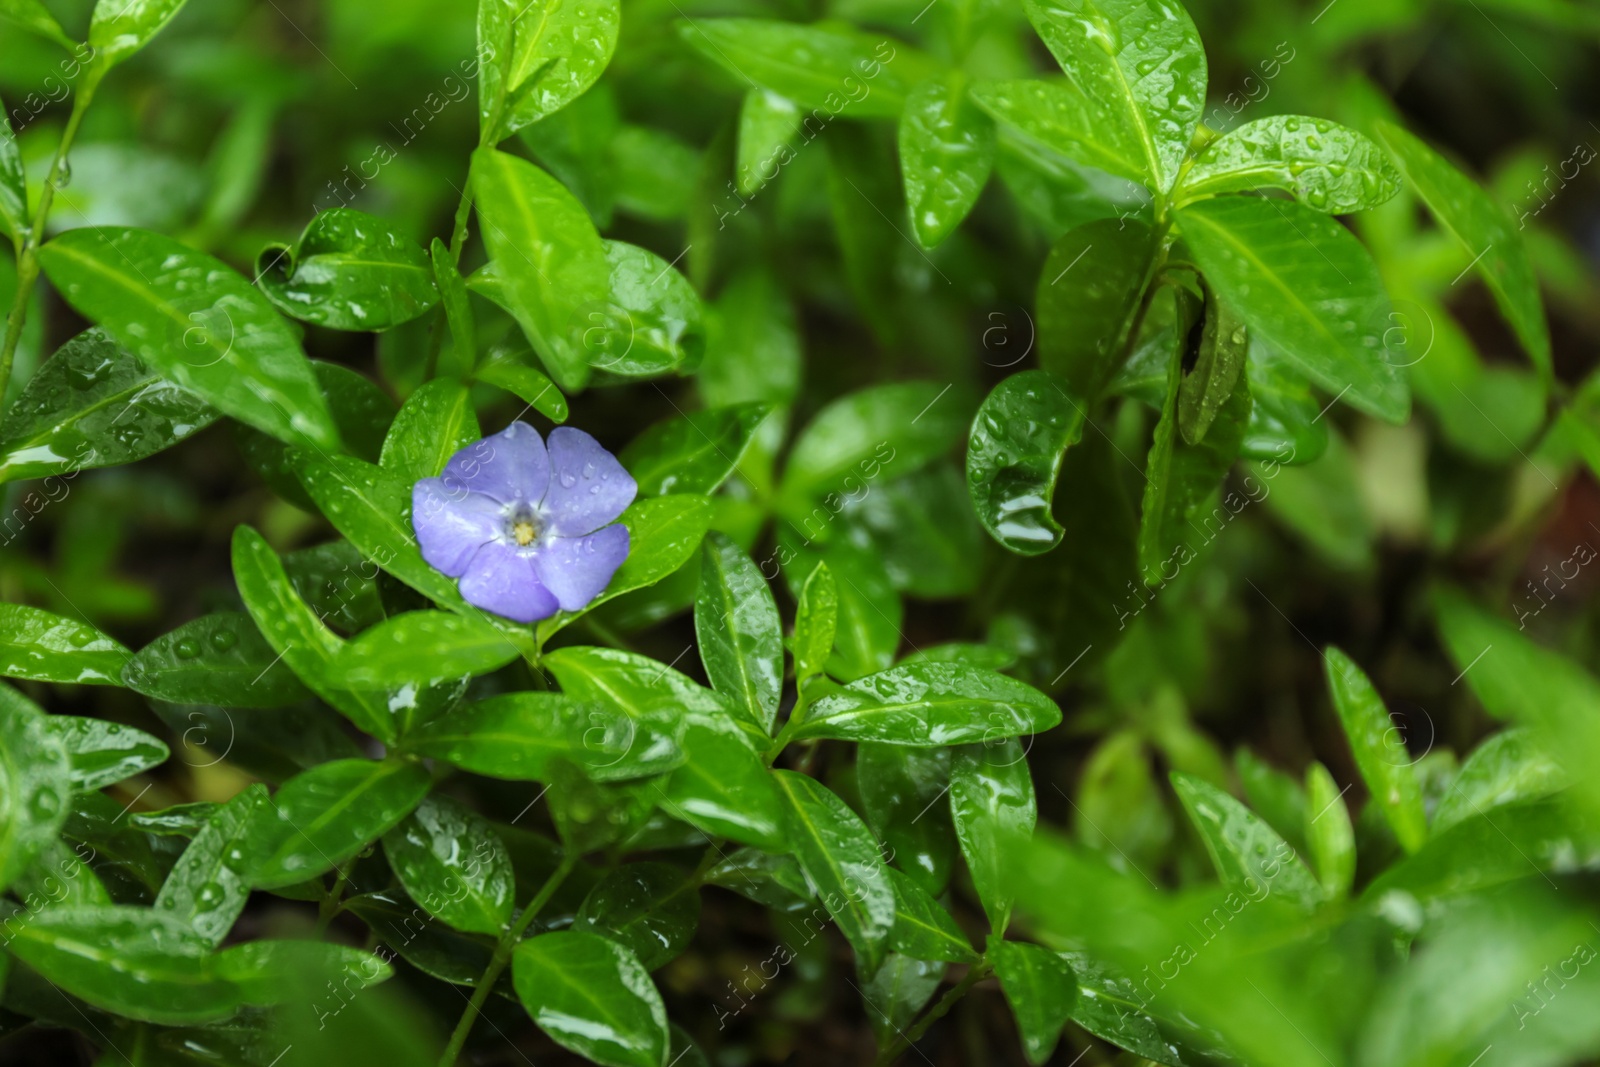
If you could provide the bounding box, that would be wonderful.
[411,423,636,623]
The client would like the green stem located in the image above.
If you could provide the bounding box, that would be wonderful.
[1,82,97,401]
[437,853,578,1067]
[315,867,351,935]
[875,961,993,1067]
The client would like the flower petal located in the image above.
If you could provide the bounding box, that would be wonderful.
[412,480,504,578]
[440,421,551,506]
[534,524,630,612]
[458,541,559,623]
[542,426,637,537]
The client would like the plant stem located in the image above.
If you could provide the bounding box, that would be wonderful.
[437,853,578,1067]
[1,83,96,401]
[315,866,350,935]
[874,960,993,1067]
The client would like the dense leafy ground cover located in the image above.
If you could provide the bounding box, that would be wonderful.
[1,0,1598,1064]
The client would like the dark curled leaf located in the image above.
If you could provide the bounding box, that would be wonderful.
[967,370,1084,555]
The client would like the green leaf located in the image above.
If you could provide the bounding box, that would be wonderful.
[736,89,801,196]
[1176,116,1401,213]
[1323,646,1428,853]
[474,348,570,422]
[695,531,782,731]
[771,769,896,973]
[0,603,128,686]
[785,539,900,681]
[343,888,494,986]
[611,126,700,222]
[472,147,610,391]
[383,794,514,936]
[619,402,769,497]
[587,240,705,378]
[781,381,963,509]
[859,743,955,895]
[970,80,1149,188]
[13,837,109,909]
[795,663,1060,745]
[513,930,668,1067]
[792,561,837,686]
[1024,0,1204,191]
[1251,427,1372,570]
[242,758,430,889]
[863,953,944,1045]
[1178,290,1248,446]
[949,738,1035,933]
[1303,761,1354,899]
[898,73,996,248]
[698,269,801,412]
[0,905,236,1025]
[257,209,438,331]
[677,20,934,119]
[122,611,310,708]
[329,611,521,686]
[576,862,700,970]
[1176,197,1406,423]
[1241,337,1328,463]
[88,0,188,68]
[214,939,392,1005]
[235,361,394,506]
[0,328,218,483]
[1063,950,1192,1066]
[1037,218,1159,402]
[406,691,678,783]
[886,867,975,963]
[1431,728,1567,836]
[0,0,77,50]
[0,97,23,245]
[659,713,784,849]
[537,494,715,641]
[1374,121,1551,376]
[232,526,396,742]
[39,227,340,451]
[992,940,1078,1065]
[500,0,622,135]
[0,685,71,893]
[967,370,1085,555]
[431,237,476,377]
[1169,772,1324,909]
[45,715,168,792]
[153,783,267,947]
[379,377,482,486]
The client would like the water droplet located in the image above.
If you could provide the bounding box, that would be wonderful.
[30,788,60,820]
[210,629,238,652]
[51,161,72,189]
[175,639,200,659]
[1284,118,1300,132]
[67,629,93,647]
[559,472,577,488]
[1307,189,1329,209]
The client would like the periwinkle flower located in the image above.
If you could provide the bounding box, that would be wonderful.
[412,423,636,623]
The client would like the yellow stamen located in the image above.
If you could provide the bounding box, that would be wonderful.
[513,520,538,546]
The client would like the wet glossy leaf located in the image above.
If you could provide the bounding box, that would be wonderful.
[619,402,769,497]
[501,0,622,135]
[859,743,955,894]
[0,0,76,51]
[792,561,837,686]
[1064,950,1191,1065]
[899,73,996,248]
[576,862,700,970]
[1178,116,1401,213]
[379,377,481,486]
[330,611,521,686]
[772,769,896,972]
[971,80,1148,188]
[1303,761,1354,899]
[660,713,784,849]
[886,867,975,962]
[214,939,392,1005]
[1170,772,1323,909]
[129,801,218,837]
[512,930,669,1067]
[0,685,72,893]
[863,952,943,1045]
[1241,338,1327,463]
[950,738,1035,933]
[382,794,514,936]
[704,845,813,911]
[695,532,782,731]
[1375,121,1550,376]
[587,240,705,378]
[1178,290,1248,445]
[122,611,310,709]
[0,603,128,686]
[472,147,610,391]
[1175,197,1406,424]
[795,662,1060,745]
[781,381,964,509]
[787,538,901,681]
[0,99,24,242]
[0,328,218,483]
[153,783,267,947]
[232,526,396,742]
[1036,218,1158,403]
[736,88,801,196]
[901,644,1018,670]
[698,269,801,413]
[1021,0,1207,191]
[1431,728,1567,836]
[88,0,188,67]
[968,370,1084,555]
[343,888,497,987]
[1323,647,1427,853]
[992,940,1078,1065]
[45,715,168,792]
[39,227,340,451]
[473,351,569,422]
[13,837,109,909]
[258,209,437,331]
[431,237,475,377]
[235,361,394,507]
[678,20,934,119]
[242,758,430,889]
